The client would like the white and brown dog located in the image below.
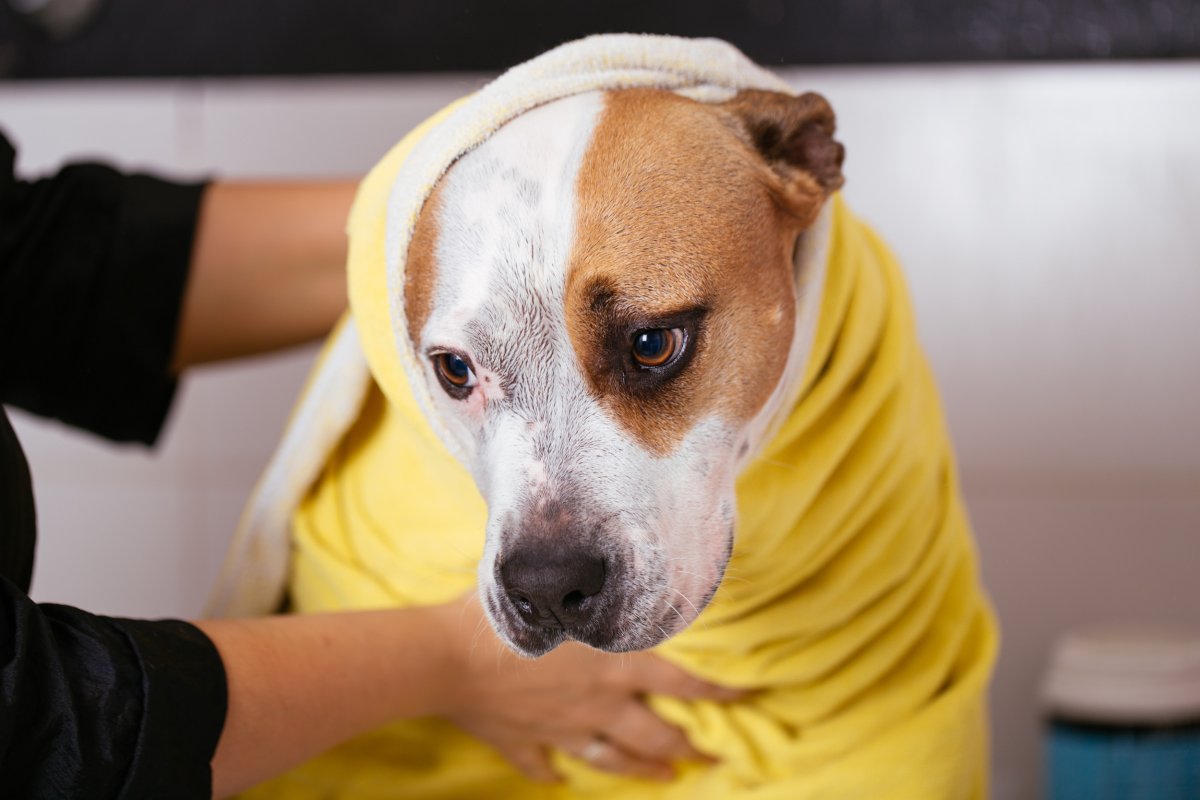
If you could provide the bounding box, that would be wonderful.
[215,37,992,796]
[404,87,844,657]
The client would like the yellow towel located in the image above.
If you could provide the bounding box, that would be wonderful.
[229,34,997,800]
[243,201,996,800]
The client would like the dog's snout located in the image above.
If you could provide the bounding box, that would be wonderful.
[499,545,606,628]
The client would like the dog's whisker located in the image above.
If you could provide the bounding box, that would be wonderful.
[467,611,493,661]
[749,455,800,472]
[662,599,689,631]
[669,586,701,618]
[668,562,751,588]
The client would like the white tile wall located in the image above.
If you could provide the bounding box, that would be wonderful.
[3,64,1198,799]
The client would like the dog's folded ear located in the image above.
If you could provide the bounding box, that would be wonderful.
[721,90,845,224]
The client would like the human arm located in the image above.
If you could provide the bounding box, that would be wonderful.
[0,132,228,796]
[1,132,349,795]
[195,607,454,798]
[173,181,355,370]
[198,593,740,798]
[0,129,354,439]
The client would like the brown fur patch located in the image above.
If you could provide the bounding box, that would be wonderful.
[566,88,842,455]
[403,180,446,346]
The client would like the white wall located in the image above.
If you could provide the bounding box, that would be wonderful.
[3,64,1198,799]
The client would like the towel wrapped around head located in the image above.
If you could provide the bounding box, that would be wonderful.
[210,33,997,800]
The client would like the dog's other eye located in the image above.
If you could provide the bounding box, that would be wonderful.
[433,352,477,391]
[631,328,683,368]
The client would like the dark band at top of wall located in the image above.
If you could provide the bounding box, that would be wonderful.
[0,0,1197,80]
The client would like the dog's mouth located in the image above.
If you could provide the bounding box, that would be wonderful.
[482,585,638,656]
[482,584,703,656]
[481,526,733,656]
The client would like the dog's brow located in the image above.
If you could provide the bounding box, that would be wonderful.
[596,298,711,331]
[587,283,617,313]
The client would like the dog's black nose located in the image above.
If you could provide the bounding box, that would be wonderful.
[499,546,606,628]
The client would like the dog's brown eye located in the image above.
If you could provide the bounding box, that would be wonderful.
[434,352,477,389]
[631,328,683,368]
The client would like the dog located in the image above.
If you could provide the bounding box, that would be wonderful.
[220,35,995,798]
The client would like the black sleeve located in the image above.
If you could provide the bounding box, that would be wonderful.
[0,575,227,798]
[0,129,204,445]
[0,131,227,796]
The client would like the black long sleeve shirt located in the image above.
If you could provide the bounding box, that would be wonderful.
[0,131,227,797]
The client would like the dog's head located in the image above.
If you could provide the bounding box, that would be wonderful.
[403,88,843,655]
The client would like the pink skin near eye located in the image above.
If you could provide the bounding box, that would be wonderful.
[460,364,505,421]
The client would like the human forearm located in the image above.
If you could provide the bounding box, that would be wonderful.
[174,181,357,370]
[196,606,455,798]
[197,594,738,796]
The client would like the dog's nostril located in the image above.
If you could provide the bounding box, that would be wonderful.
[562,590,587,612]
[513,594,534,615]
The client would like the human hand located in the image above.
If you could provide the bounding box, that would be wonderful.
[429,593,742,783]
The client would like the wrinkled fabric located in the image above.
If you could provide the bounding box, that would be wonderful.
[0,580,227,798]
[0,132,196,444]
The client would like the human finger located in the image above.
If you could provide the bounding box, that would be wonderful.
[602,701,708,763]
[564,736,675,782]
[626,653,746,701]
[495,742,561,784]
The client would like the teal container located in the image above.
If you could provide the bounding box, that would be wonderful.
[1047,720,1200,799]
[1043,626,1200,800]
